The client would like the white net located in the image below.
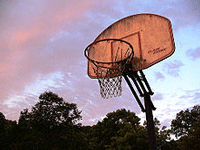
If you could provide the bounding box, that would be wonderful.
[93,66,123,99]
[93,49,133,99]
[86,39,134,99]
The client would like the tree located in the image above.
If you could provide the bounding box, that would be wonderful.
[88,108,149,150]
[143,117,175,150]
[0,112,6,133]
[16,91,83,150]
[31,91,81,128]
[0,112,18,149]
[175,116,200,150]
[18,91,82,130]
[0,112,7,149]
[190,116,200,149]
[171,105,200,150]
[171,105,200,138]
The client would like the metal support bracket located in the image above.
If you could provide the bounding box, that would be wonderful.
[125,70,156,110]
[123,75,145,112]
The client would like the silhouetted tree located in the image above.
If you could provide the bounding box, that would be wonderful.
[3,95,199,150]
[0,112,17,149]
[0,112,7,149]
[143,117,175,150]
[171,105,200,150]
[171,105,200,138]
[0,112,6,132]
[88,108,149,150]
[16,91,83,150]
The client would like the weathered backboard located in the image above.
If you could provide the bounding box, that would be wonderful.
[87,13,175,78]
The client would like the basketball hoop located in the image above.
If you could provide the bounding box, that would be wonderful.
[84,14,175,149]
[84,39,134,98]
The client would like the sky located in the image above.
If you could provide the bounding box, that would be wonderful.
[0,0,200,127]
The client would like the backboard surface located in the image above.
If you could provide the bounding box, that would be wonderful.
[88,14,175,78]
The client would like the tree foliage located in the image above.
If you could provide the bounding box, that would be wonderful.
[15,91,84,149]
[19,91,82,129]
[0,112,17,149]
[0,112,6,132]
[1,91,199,150]
[171,105,200,150]
[171,105,200,138]
[87,108,149,150]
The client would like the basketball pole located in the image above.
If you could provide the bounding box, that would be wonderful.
[144,94,157,150]
[124,70,157,150]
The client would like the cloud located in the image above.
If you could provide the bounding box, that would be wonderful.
[187,47,200,60]
[180,0,200,18]
[152,93,164,101]
[1,3,90,85]
[0,0,146,122]
[163,60,184,77]
[154,71,165,80]
[161,0,200,32]
[0,0,199,130]
[179,89,200,104]
[0,0,96,119]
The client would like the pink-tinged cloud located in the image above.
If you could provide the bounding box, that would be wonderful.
[0,0,95,118]
[12,28,40,43]
[187,47,200,60]
[0,0,199,129]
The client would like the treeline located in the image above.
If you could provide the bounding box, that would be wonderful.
[0,91,199,150]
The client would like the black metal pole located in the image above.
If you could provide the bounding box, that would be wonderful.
[144,94,157,150]
[125,71,157,149]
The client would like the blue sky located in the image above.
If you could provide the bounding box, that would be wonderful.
[0,0,200,127]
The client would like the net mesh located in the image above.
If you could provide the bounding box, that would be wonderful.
[92,42,133,98]
[85,39,133,99]
[93,65,123,99]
